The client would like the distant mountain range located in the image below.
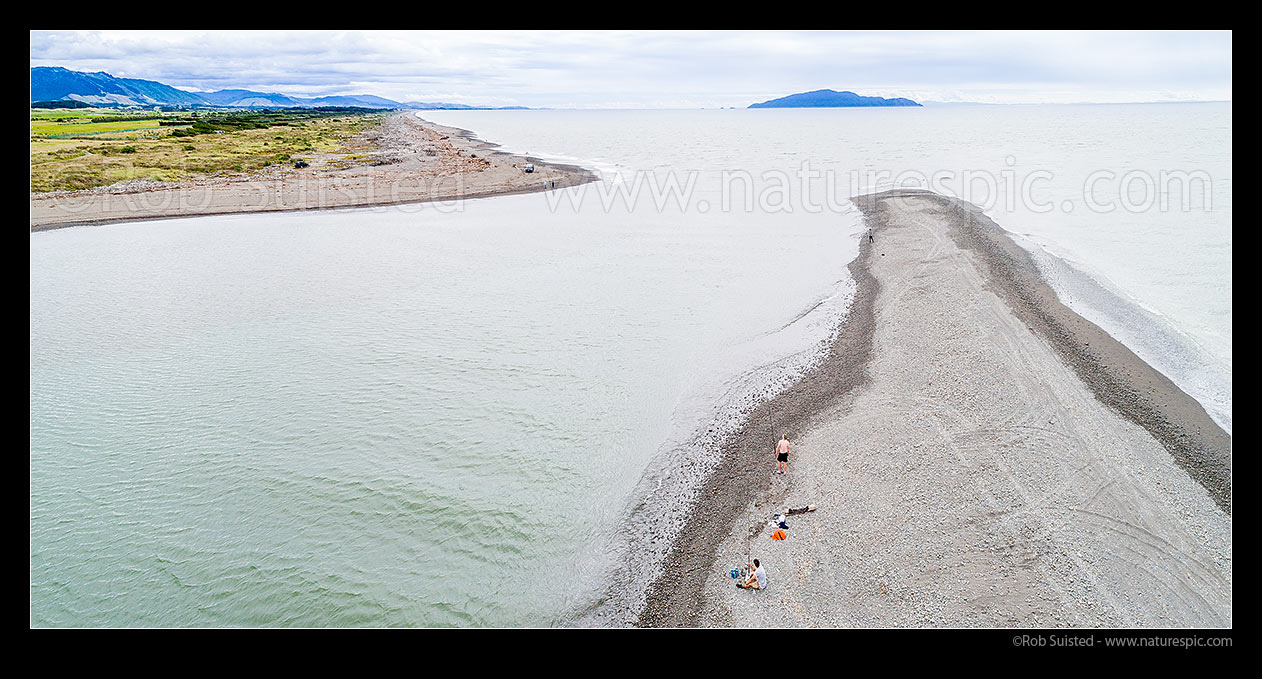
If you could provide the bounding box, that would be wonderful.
[32,69,924,111]
[749,89,921,108]
[30,66,527,110]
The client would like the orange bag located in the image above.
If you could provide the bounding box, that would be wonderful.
[771,529,787,540]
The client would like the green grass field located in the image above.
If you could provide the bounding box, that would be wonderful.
[31,108,387,192]
[30,107,127,120]
[31,118,166,137]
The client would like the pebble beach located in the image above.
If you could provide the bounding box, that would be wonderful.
[639,189,1231,627]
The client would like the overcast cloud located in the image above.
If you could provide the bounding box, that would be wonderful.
[29,30,1233,107]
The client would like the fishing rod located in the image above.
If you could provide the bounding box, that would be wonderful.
[769,402,776,446]
[750,401,775,578]
[738,400,782,584]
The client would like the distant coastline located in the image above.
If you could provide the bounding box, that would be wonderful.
[30,113,598,231]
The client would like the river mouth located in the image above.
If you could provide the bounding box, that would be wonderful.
[32,105,1232,627]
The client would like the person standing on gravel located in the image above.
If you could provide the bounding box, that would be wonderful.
[775,433,790,474]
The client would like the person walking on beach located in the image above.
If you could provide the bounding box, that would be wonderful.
[737,559,766,590]
[775,433,790,474]
[868,228,874,243]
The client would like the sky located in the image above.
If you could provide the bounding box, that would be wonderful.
[30,30,1233,108]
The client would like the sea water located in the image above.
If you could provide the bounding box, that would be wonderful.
[423,105,1232,434]
[30,104,1230,626]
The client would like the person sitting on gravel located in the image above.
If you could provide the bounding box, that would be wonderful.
[737,559,766,590]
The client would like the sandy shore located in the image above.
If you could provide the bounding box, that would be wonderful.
[30,112,598,231]
[638,189,1230,627]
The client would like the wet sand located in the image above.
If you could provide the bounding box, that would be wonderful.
[638,189,1230,627]
[30,112,598,232]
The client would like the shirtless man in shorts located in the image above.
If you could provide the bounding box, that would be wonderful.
[775,433,790,474]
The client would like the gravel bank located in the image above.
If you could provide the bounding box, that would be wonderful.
[640,189,1230,627]
[30,112,598,231]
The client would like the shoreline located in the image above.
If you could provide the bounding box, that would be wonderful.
[637,189,1229,627]
[30,112,599,232]
[931,192,1232,511]
[635,210,881,627]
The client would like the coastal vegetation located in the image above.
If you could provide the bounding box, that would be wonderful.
[30,107,386,192]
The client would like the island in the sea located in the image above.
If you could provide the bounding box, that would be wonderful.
[748,89,921,108]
